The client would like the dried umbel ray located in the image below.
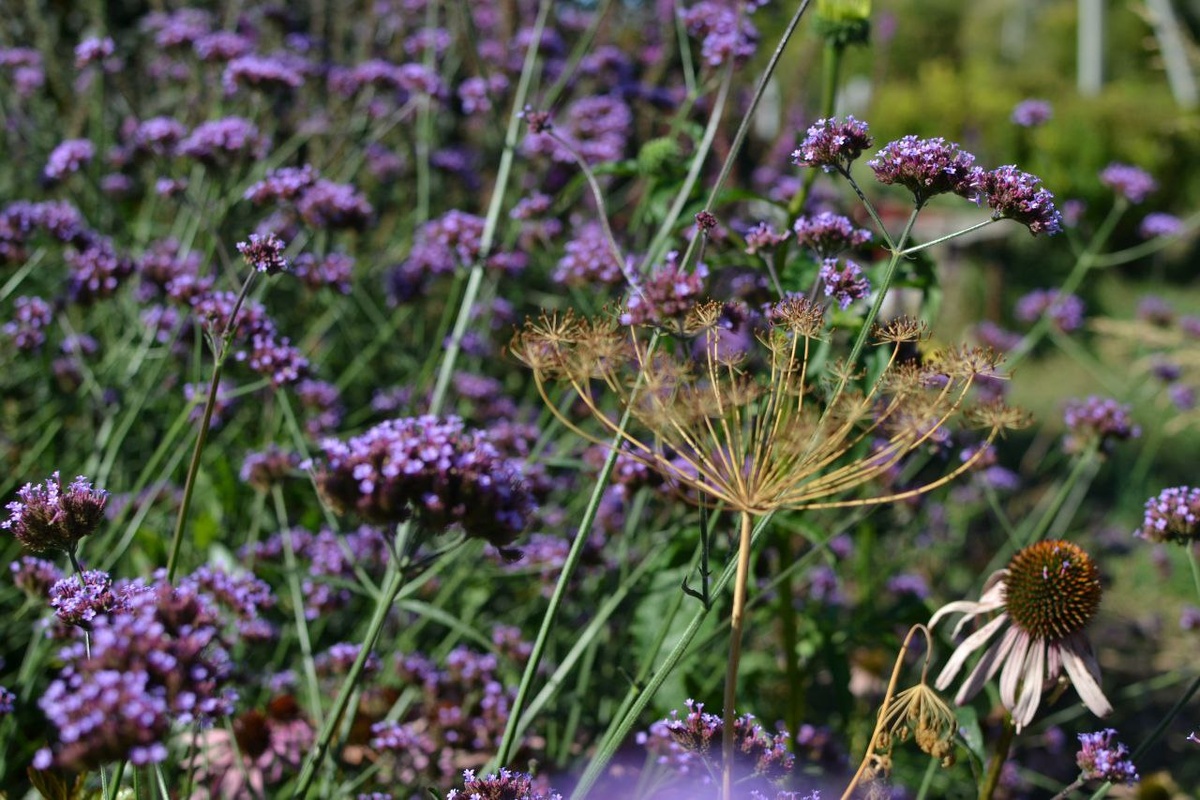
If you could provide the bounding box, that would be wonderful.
[511,298,1026,800]
[511,298,1026,516]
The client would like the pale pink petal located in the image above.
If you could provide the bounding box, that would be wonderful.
[958,621,1021,702]
[929,599,987,629]
[999,628,1031,709]
[1058,634,1113,719]
[935,612,1008,691]
[1011,638,1046,732]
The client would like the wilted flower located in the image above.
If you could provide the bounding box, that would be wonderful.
[930,540,1112,732]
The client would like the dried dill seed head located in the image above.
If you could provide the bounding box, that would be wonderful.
[513,302,1025,517]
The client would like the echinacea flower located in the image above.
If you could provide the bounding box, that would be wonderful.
[930,540,1112,732]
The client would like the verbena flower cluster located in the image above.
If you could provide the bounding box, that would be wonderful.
[1135,485,1200,544]
[310,415,536,550]
[2,472,108,554]
[1075,729,1138,784]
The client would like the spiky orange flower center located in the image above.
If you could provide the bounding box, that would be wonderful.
[1003,540,1101,641]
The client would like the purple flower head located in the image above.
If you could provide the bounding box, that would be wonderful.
[295,180,373,230]
[1139,212,1182,239]
[44,139,96,181]
[1011,99,1052,128]
[1136,294,1174,326]
[2,472,108,554]
[297,378,344,437]
[237,233,289,275]
[132,117,188,157]
[240,445,300,492]
[193,31,253,61]
[315,642,379,676]
[1062,396,1140,455]
[37,579,235,771]
[293,252,354,294]
[886,572,930,599]
[66,237,135,304]
[1099,163,1157,204]
[553,222,625,287]
[241,333,309,387]
[977,166,1063,236]
[1135,486,1200,545]
[244,165,320,205]
[3,295,54,351]
[222,54,306,96]
[620,251,708,326]
[1076,729,1138,784]
[523,95,632,164]
[0,686,13,716]
[49,569,121,627]
[11,555,64,597]
[868,135,980,205]
[640,699,794,785]
[74,37,115,70]
[681,1,760,68]
[1181,606,1200,631]
[743,221,790,255]
[791,116,873,174]
[793,212,873,258]
[145,8,213,49]
[1169,383,1196,411]
[446,768,563,800]
[1014,289,1084,332]
[818,257,871,309]
[177,117,268,163]
[310,415,536,551]
[973,321,1023,353]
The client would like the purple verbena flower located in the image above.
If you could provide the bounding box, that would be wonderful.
[49,570,120,627]
[316,642,379,676]
[620,251,708,326]
[553,222,625,286]
[977,166,1063,236]
[295,180,373,230]
[66,237,135,304]
[1014,289,1084,333]
[1181,606,1200,631]
[1063,396,1140,455]
[1139,212,1183,239]
[3,295,54,351]
[1136,294,1174,326]
[818,257,871,309]
[680,1,760,68]
[177,117,268,163]
[10,555,64,597]
[791,116,873,174]
[236,233,289,275]
[446,768,563,800]
[44,139,96,181]
[132,117,188,156]
[743,221,790,255]
[1135,486,1200,545]
[640,699,794,784]
[1099,163,1157,204]
[310,415,536,551]
[74,37,115,70]
[2,472,108,554]
[244,165,320,205]
[222,54,306,95]
[1076,729,1138,784]
[868,135,980,205]
[241,333,309,387]
[0,686,13,716]
[292,252,354,294]
[239,445,300,492]
[1011,99,1052,128]
[193,31,253,61]
[36,579,235,771]
[793,212,872,257]
[523,95,631,164]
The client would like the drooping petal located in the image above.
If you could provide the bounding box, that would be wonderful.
[1058,634,1113,719]
[935,612,1008,691]
[1011,638,1046,732]
[929,599,988,629]
[957,621,1020,702]
[999,628,1032,710]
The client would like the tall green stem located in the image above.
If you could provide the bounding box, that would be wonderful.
[978,717,1016,800]
[166,269,258,582]
[292,530,409,798]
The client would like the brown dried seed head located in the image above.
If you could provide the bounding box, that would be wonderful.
[874,315,928,344]
[769,295,825,337]
[965,400,1032,432]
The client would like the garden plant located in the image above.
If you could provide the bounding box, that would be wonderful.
[1,1,1198,799]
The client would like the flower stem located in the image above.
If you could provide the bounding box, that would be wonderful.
[721,509,756,800]
[166,269,258,583]
[1048,777,1086,800]
[291,528,410,798]
[978,716,1016,800]
[1189,546,1200,606]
